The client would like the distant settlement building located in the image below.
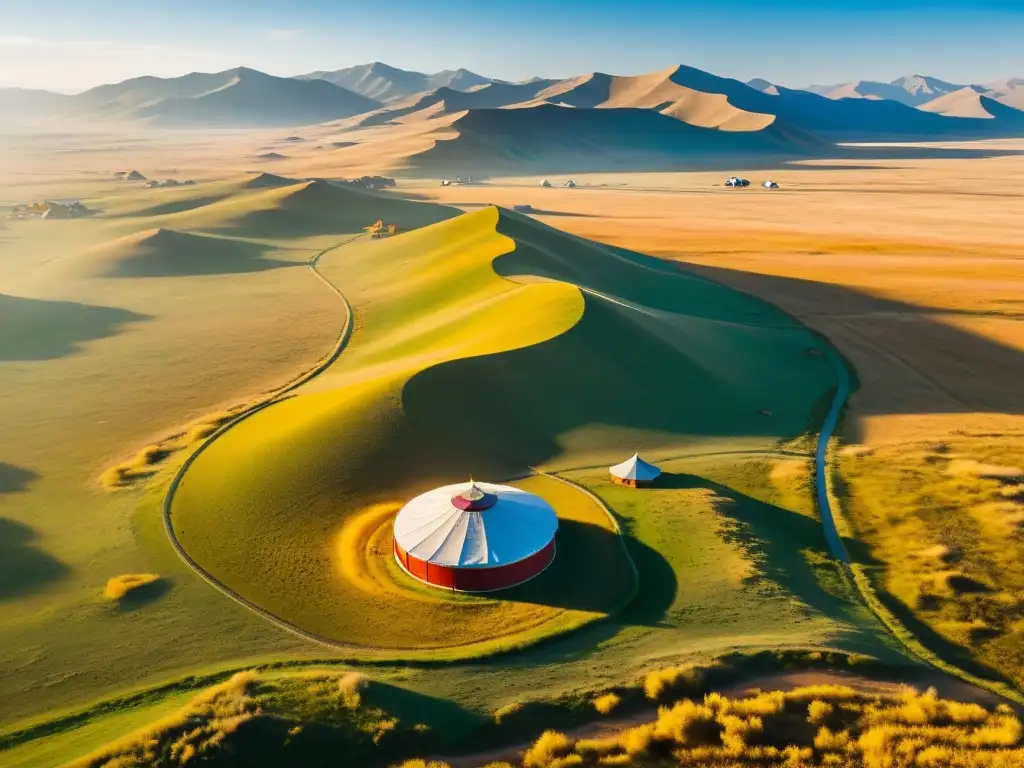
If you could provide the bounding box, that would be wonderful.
[392,480,558,592]
[609,453,662,488]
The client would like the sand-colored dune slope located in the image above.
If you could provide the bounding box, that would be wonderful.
[168,205,835,648]
[919,89,1024,122]
[402,104,825,175]
[535,67,778,132]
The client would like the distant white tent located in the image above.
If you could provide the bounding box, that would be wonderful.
[725,177,750,188]
[540,179,552,187]
[564,179,577,188]
[609,453,662,487]
[762,180,780,189]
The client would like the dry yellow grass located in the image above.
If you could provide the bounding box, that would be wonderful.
[840,437,1024,691]
[593,694,621,715]
[102,573,161,601]
[417,685,1024,768]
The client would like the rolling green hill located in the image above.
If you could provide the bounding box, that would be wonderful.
[168,205,844,651]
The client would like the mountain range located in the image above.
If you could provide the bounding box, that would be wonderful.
[296,62,494,103]
[2,62,1023,172]
[801,74,1024,114]
[0,67,380,127]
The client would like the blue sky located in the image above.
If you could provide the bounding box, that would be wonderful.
[2,0,1022,92]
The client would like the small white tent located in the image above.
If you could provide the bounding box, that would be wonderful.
[609,453,662,487]
[540,179,552,187]
[763,180,780,189]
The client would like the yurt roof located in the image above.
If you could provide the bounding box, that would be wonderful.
[609,453,662,481]
[393,481,558,568]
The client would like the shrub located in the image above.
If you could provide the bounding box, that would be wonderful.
[102,573,161,601]
[618,724,655,757]
[807,700,834,724]
[653,700,719,746]
[593,693,621,715]
[523,730,574,768]
[575,736,620,756]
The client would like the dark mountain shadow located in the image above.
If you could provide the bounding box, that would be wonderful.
[0,463,37,494]
[0,293,151,361]
[0,518,69,600]
[676,263,1024,444]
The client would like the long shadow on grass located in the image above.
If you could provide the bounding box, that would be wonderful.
[657,472,864,624]
[0,518,69,600]
[113,578,172,611]
[0,293,151,361]
[678,263,1024,444]
[0,462,37,494]
[101,230,296,278]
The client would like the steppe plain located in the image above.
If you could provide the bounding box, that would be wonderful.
[1,123,1023,767]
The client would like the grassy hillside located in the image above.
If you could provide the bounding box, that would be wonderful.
[168,207,635,649]
[168,205,875,655]
[0,178,459,727]
[1,173,900,759]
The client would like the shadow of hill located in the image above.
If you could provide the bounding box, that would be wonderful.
[675,263,1024,443]
[0,293,151,361]
[656,473,862,624]
[403,218,832,467]
[0,518,69,600]
[0,463,37,494]
[98,229,295,278]
[119,193,232,219]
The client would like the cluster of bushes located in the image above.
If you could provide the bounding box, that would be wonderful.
[68,671,431,768]
[401,685,1024,767]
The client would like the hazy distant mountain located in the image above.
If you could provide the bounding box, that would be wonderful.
[801,73,1024,119]
[918,88,1024,124]
[975,78,1024,111]
[297,62,493,103]
[0,87,69,124]
[745,79,780,95]
[807,75,980,105]
[52,67,379,126]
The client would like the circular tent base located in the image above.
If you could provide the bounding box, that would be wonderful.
[393,539,556,593]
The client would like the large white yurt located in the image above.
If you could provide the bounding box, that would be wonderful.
[392,480,558,592]
[609,453,662,487]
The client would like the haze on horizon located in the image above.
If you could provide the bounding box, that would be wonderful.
[2,0,1022,94]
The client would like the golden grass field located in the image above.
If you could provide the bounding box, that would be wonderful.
[1,129,1022,766]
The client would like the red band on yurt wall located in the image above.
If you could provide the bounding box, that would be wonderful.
[394,539,554,592]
